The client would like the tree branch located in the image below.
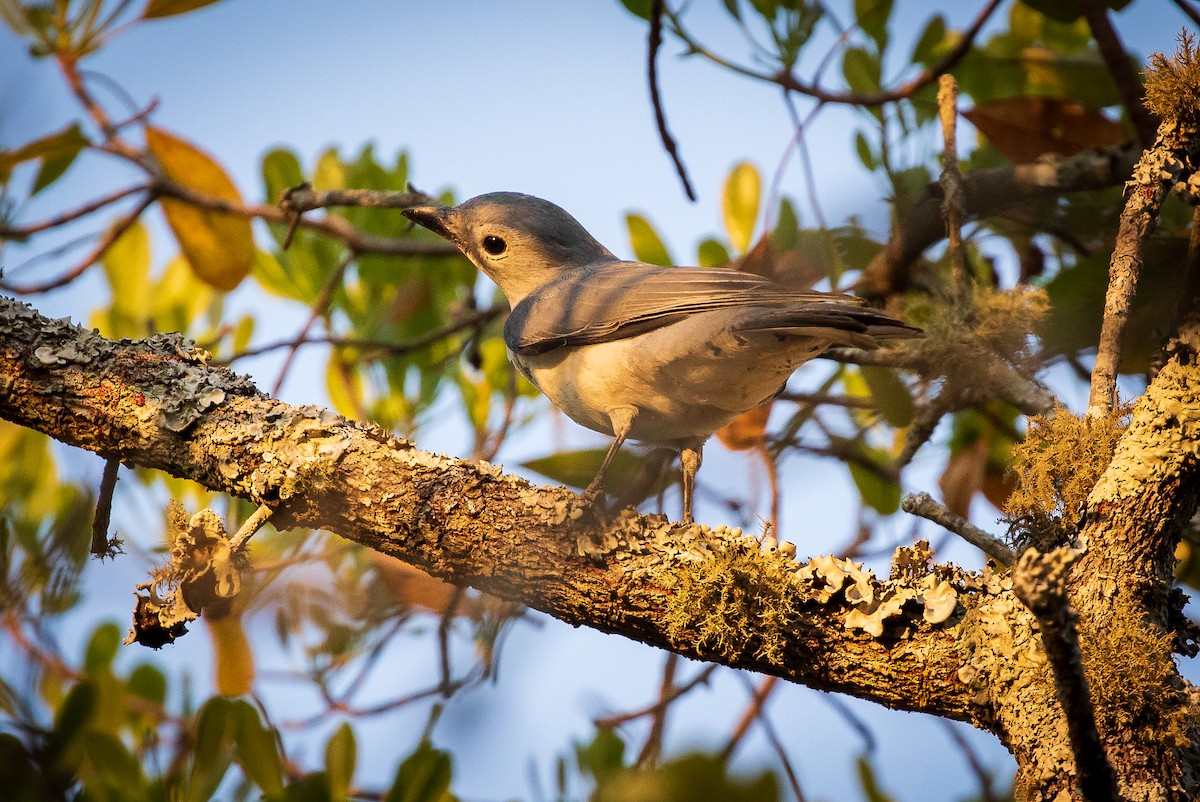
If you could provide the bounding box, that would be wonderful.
[1087,117,1194,418]
[1012,547,1117,802]
[856,143,1140,299]
[0,294,979,722]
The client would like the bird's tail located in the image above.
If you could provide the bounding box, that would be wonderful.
[737,303,921,350]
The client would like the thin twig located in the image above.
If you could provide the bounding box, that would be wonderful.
[0,183,150,239]
[1087,117,1184,418]
[279,184,437,213]
[90,457,121,559]
[649,0,696,201]
[733,673,806,802]
[720,675,778,761]
[1,194,154,294]
[664,0,1001,107]
[438,587,465,698]
[937,74,968,295]
[939,720,999,802]
[229,504,274,552]
[1078,0,1158,146]
[1170,0,1200,27]
[636,651,679,768]
[1012,547,1117,802]
[220,302,507,365]
[902,492,1015,566]
[271,252,355,397]
[818,693,876,754]
[594,664,718,729]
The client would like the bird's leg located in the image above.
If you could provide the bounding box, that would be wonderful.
[582,406,637,506]
[679,444,703,524]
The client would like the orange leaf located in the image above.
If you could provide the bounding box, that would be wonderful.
[964,98,1127,163]
[370,553,483,619]
[715,401,773,451]
[938,437,987,518]
[145,126,254,291]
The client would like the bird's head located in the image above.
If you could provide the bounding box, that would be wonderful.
[403,192,616,305]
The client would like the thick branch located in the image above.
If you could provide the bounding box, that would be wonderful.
[1013,547,1117,802]
[1087,117,1197,418]
[0,295,977,722]
[857,143,1140,299]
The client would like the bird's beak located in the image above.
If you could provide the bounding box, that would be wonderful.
[402,205,455,241]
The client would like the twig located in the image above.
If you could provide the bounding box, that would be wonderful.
[220,302,507,365]
[902,492,1015,566]
[594,664,718,729]
[1087,117,1187,418]
[939,720,999,802]
[636,651,679,768]
[0,183,150,239]
[818,693,876,754]
[857,142,1140,298]
[438,587,464,698]
[733,673,806,802]
[229,504,275,551]
[270,252,355,397]
[649,0,696,201]
[936,74,968,295]
[90,457,121,559]
[1078,0,1158,146]
[664,0,1001,107]
[1,194,154,294]
[1012,547,1117,802]
[777,391,876,409]
[1170,0,1200,28]
[279,184,438,214]
[720,675,778,761]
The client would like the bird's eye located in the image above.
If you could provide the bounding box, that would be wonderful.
[482,235,507,256]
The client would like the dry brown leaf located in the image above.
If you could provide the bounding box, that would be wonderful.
[715,401,773,451]
[938,436,988,518]
[964,98,1127,163]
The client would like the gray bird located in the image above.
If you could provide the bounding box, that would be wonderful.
[404,192,918,523]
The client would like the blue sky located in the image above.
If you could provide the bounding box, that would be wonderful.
[1,1,1194,799]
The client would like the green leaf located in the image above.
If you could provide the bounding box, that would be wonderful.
[856,754,899,802]
[49,681,96,762]
[910,13,947,65]
[524,447,650,493]
[770,197,799,251]
[84,622,122,674]
[619,0,652,19]
[191,696,234,778]
[262,148,305,209]
[313,147,346,192]
[385,741,454,802]
[697,238,731,267]
[0,122,88,189]
[855,0,892,50]
[853,131,876,170]
[325,722,356,799]
[721,0,741,19]
[842,47,881,94]
[845,443,900,514]
[576,729,625,782]
[127,663,167,706]
[626,213,673,266]
[84,731,145,794]
[859,366,914,427]
[142,0,225,20]
[722,162,761,254]
[233,699,285,798]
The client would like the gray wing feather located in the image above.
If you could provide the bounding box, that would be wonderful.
[504,262,912,356]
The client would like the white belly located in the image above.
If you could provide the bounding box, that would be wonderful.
[511,312,827,446]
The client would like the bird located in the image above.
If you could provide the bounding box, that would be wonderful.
[403,192,919,523]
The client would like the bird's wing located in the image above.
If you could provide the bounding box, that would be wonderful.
[503,262,912,356]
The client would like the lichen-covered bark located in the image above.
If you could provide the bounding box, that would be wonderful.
[4,294,1200,800]
[0,296,978,720]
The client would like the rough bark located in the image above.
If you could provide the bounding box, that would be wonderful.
[2,294,1200,800]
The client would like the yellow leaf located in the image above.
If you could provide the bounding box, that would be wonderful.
[205,614,254,696]
[722,161,761,254]
[145,126,253,291]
